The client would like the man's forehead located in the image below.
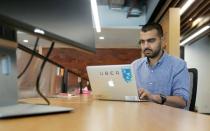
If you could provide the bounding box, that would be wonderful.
[140,29,159,39]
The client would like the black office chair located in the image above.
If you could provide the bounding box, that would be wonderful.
[186,68,198,111]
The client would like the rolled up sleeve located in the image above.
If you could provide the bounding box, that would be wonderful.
[172,62,190,103]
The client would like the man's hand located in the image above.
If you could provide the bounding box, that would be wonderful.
[138,88,153,100]
[138,88,187,108]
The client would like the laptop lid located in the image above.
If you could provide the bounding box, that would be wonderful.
[87,64,140,101]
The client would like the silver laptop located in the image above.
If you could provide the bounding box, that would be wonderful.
[0,39,73,118]
[87,64,144,102]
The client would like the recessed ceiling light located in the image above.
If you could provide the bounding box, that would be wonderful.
[99,36,104,40]
[23,39,29,43]
[34,28,45,34]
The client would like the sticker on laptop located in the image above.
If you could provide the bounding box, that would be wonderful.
[121,67,132,83]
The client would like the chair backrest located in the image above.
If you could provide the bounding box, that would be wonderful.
[186,68,198,111]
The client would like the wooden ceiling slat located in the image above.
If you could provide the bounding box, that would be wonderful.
[170,0,183,7]
[181,0,205,22]
[181,9,210,33]
[181,19,210,40]
[148,0,210,42]
[181,5,210,34]
[181,1,210,29]
[175,0,187,7]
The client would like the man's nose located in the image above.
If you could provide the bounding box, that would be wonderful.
[143,41,150,48]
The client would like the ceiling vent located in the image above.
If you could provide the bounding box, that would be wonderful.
[126,0,145,17]
[107,0,145,17]
[108,0,125,9]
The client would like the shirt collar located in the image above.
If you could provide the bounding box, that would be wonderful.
[157,51,167,65]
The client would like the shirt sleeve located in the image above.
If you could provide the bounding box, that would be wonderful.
[171,61,190,103]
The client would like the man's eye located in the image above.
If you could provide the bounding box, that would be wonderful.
[147,39,156,43]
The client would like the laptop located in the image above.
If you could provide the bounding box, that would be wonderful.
[87,64,145,102]
[0,39,73,118]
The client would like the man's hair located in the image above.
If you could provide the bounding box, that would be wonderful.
[141,23,163,37]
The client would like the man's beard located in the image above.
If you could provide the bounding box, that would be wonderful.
[143,45,161,59]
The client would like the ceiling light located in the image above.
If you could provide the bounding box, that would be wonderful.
[192,17,202,27]
[90,0,101,33]
[23,39,29,43]
[180,25,210,46]
[34,28,45,35]
[180,0,195,15]
[56,67,60,76]
[17,31,24,34]
[99,36,104,40]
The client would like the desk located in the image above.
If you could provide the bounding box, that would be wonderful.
[0,96,210,131]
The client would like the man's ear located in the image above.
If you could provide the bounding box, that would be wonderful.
[161,37,167,49]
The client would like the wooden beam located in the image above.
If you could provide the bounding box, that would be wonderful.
[160,8,180,57]
[181,11,210,37]
[181,1,210,31]
[181,0,205,23]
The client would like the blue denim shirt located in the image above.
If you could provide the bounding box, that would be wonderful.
[131,52,190,102]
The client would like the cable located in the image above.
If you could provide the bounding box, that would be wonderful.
[36,41,55,105]
[17,43,88,81]
[17,37,39,78]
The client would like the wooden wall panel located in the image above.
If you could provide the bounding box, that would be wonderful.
[160,8,180,57]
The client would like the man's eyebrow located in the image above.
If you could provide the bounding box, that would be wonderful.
[148,38,156,40]
[140,38,156,41]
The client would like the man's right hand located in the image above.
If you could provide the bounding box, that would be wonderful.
[138,88,153,100]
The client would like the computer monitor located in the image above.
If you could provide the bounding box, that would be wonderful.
[0,37,73,119]
[0,0,95,52]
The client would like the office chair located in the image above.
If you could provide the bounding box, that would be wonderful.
[186,68,198,111]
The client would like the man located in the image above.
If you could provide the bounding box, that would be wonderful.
[132,23,190,108]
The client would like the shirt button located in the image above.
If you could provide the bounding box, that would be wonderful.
[151,70,154,73]
[149,82,153,85]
